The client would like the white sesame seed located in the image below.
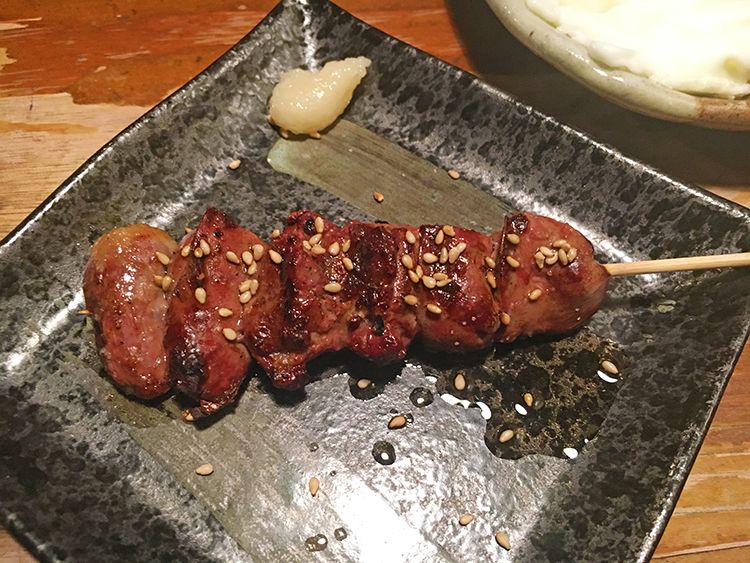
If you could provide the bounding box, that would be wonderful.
[226,251,240,264]
[357,378,371,389]
[405,231,417,245]
[426,303,442,314]
[422,276,437,289]
[199,239,211,256]
[433,272,449,281]
[528,288,542,301]
[545,253,559,265]
[241,251,253,266]
[435,278,450,287]
[435,229,445,245]
[401,255,414,269]
[523,392,534,407]
[559,248,569,266]
[343,257,354,271]
[342,239,351,253]
[239,280,252,293]
[252,244,265,261]
[218,308,233,318]
[184,226,194,234]
[484,256,496,269]
[271,229,281,239]
[423,252,438,264]
[415,265,423,277]
[193,247,204,258]
[403,294,418,306]
[499,429,514,443]
[534,252,545,270]
[505,255,520,269]
[309,476,320,496]
[246,262,258,276]
[194,287,207,304]
[309,233,322,246]
[153,275,164,287]
[161,275,172,291]
[269,249,283,264]
[439,247,448,264]
[447,169,460,179]
[501,312,511,325]
[314,216,324,234]
[249,279,259,295]
[303,240,312,251]
[324,282,343,293]
[486,271,497,289]
[311,245,326,255]
[567,247,578,262]
[448,242,466,264]
[552,239,567,248]
[454,372,466,391]
[222,327,237,341]
[180,246,190,257]
[459,514,474,526]
[539,246,555,257]
[155,251,170,266]
[442,225,455,237]
[328,241,340,256]
[601,360,619,375]
[408,270,421,283]
[388,415,407,429]
[195,463,214,476]
[228,159,241,170]
[373,191,384,203]
[239,291,252,304]
[506,233,521,245]
[495,531,511,550]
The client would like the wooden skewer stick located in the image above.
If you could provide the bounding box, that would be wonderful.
[604,252,750,277]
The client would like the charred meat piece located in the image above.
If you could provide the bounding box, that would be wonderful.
[495,212,609,343]
[345,223,419,362]
[414,224,503,351]
[83,224,177,399]
[165,209,253,415]
[263,211,355,389]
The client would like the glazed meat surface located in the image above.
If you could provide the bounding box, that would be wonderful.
[83,224,177,399]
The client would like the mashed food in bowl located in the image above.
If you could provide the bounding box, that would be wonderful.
[527,0,750,98]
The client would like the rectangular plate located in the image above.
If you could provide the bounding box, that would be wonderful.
[1,1,749,561]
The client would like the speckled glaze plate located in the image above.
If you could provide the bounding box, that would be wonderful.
[1,1,749,561]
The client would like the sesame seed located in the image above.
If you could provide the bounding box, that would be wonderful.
[435,229,445,245]
[534,252,545,270]
[193,247,204,258]
[422,276,437,289]
[454,372,466,391]
[373,191,384,203]
[567,247,578,262]
[459,514,474,526]
[423,252,438,264]
[435,278,450,287]
[523,392,534,407]
[405,231,417,245]
[328,241,340,256]
[226,251,240,264]
[309,476,320,497]
[343,257,354,271]
[552,239,567,248]
[218,308,233,318]
[426,303,442,315]
[184,226,194,234]
[271,229,281,239]
[239,291,252,304]
[180,246,190,257]
[495,531,511,550]
[314,216,324,234]
[401,255,414,269]
[528,288,542,301]
[484,256,496,269]
[153,275,164,287]
[182,410,194,422]
[195,463,214,476]
[448,242,467,264]
[309,131,321,139]
[601,360,619,375]
[447,169,460,179]
[246,262,258,275]
[539,246,555,257]
[239,280,252,293]
[433,272,449,281]
[324,282,343,294]
[199,239,211,256]
[242,251,253,266]
[252,244,265,261]
[499,429,514,443]
[439,247,448,264]
[357,378,371,389]
[311,245,326,255]
[222,327,237,341]
[408,270,421,283]
[501,312,511,325]
[486,271,497,289]
[248,279,259,295]
[280,128,289,138]
[194,287,207,304]
[507,233,521,245]
[155,251,170,266]
[403,295,418,306]
[303,240,312,251]
[228,159,241,170]
[558,248,569,266]
[442,225,455,237]
[388,415,407,429]
[269,249,283,264]
[309,233,322,246]
[545,253,559,265]
[161,275,173,291]
[505,255,520,269]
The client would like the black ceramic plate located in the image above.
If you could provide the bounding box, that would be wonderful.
[1,1,749,561]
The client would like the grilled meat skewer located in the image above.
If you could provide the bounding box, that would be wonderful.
[83,208,609,415]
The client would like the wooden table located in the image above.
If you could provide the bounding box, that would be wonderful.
[1,1,748,561]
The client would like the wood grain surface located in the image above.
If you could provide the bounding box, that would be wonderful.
[1,1,748,561]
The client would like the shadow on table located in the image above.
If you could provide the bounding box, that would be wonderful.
[445,0,750,191]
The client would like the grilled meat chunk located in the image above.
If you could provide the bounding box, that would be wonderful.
[165,209,253,415]
[83,224,177,399]
[496,212,609,343]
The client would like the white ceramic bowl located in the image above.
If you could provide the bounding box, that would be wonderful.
[485,0,750,130]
